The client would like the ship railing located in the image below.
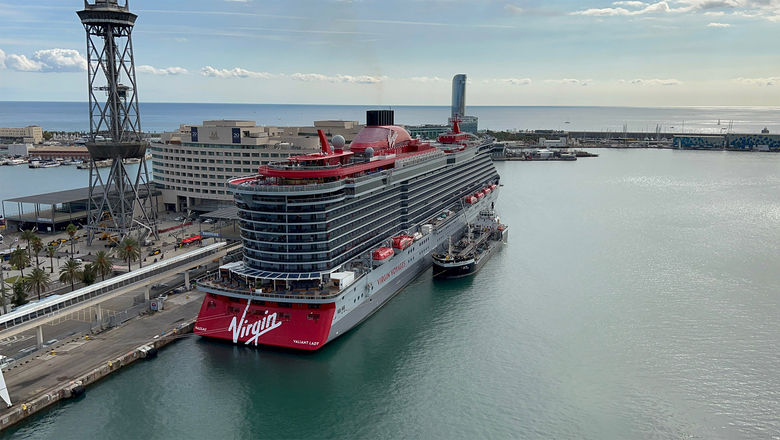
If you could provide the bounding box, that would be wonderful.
[230,179,345,193]
[199,279,344,300]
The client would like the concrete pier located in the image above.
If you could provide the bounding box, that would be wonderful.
[0,291,204,431]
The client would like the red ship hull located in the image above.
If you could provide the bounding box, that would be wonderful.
[194,293,336,350]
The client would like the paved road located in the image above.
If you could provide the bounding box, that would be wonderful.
[2,290,205,406]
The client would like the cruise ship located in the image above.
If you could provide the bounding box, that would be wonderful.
[194,110,500,350]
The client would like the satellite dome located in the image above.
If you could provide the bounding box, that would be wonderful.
[365,147,375,158]
[332,135,346,149]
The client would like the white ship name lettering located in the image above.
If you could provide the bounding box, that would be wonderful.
[229,299,283,345]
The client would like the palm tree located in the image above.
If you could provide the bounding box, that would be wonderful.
[81,263,98,286]
[46,245,56,274]
[9,247,30,278]
[20,228,37,259]
[11,281,28,308]
[66,224,78,257]
[93,251,113,281]
[25,267,50,301]
[31,236,43,269]
[117,237,140,271]
[59,259,83,292]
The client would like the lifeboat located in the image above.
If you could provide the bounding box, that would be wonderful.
[476,192,485,199]
[465,196,476,204]
[372,247,394,264]
[392,235,414,250]
[483,188,491,194]
[490,184,497,190]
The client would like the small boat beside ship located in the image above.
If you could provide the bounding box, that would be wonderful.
[432,209,508,279]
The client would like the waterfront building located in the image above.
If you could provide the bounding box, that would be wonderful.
[151,119,363,213]
[29,146,91,160]
[449,74,478,134]
[726,134,780,151]
[673,135,725,150]
[0,126,43,144]
[407,124,450,140]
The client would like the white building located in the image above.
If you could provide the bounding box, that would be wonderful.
[151,119,363,213]
[0,126,43,144]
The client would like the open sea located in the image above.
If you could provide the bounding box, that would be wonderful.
[2,148,779,439]
[1,101,780,134]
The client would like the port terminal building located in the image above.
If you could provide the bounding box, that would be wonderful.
[673,134,780,151]
[151,119,364,213]
[1,186,161,234]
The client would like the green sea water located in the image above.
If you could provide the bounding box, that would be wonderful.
[4,149,779,439]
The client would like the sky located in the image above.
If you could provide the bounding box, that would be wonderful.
[0,0,779,106]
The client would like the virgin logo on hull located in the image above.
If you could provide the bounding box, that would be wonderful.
[229,299,283,345]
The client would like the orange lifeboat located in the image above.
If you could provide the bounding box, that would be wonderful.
[372,247,394,262]
[392,235,414,250]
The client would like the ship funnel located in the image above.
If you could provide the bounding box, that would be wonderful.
[366,110,394,126]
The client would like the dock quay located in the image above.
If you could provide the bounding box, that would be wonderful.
[0,290,204,431]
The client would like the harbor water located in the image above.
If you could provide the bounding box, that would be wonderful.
[3,149,780,439]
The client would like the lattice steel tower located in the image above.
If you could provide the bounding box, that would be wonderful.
[77,0,157,245]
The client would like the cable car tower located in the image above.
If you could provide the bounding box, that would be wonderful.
[78,0,157,245]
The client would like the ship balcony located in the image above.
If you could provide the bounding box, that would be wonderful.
[239,223,330,235]
[243,242,331,253]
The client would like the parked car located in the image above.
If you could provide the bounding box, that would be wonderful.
[203,218,215,224]
[148,249,161,256]
[174,216,185,222]
[0,355,14,370]
[42,339,58,348]
[18,346,36,355]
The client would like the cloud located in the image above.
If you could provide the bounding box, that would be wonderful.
[572,1,678,16]
[500,78,532,86]
[290,73,384,84]
[734,77,780,86]
[32,48,86,72]
[1,48,86,72]
[628,78,682,86]
[545,78,592,86]
[137,65,188,75]
[410,76,444,83]
[5,54,45,71]
[573,0,780,20]
[706,21,732,26]
[201,66,276,79]
[613,1,646,6]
